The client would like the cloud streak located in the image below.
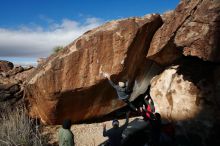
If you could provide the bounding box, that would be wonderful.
[0,17,103,59]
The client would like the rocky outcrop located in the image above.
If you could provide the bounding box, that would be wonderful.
[0,63,34,104]
[147,0,220,65]
[24,0,220,126]
[21,0,219,145]
[25,14,163,124]
[150,57,220,145]
[37,58,47,66]
[0,60,14,72]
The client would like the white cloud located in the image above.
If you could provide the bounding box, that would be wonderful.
[0,17,104,59]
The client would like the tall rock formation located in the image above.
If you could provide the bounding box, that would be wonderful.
[146,0,220,145]
[24,0,220,144]
[147,0,220,65]
[150,57,220,145]
[24,2,220,145]
[25,14,163,124]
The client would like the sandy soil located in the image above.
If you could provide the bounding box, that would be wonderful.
[43,117,139,146]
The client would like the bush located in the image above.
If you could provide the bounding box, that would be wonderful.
[0,103,49,146]
[53,46,63,54]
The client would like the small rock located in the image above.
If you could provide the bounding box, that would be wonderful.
[0,60,14,72]
[8,66,24,76]
[1,72,9,78]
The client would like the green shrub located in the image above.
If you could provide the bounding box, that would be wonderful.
[53,46,63,54]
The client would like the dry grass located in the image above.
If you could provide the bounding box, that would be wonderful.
[0,102,49,146]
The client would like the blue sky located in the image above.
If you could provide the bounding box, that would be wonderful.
[0,0,180,66]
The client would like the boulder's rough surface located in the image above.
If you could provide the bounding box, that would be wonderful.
[0,63,34,104]
[147,0,220,65]
[24,4,220,143]
[0,60,14,72]
[37,58,47,66]
[25,14,163,124]
[22,0,220,144]
[150,57,220,145]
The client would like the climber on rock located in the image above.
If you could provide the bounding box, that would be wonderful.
[102,72,137,112]
[142,95,155,120]
[136,85,156,121]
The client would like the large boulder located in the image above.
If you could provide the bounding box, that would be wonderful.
[147,0,220,65]
[25,14,163,124]
[150,57,220,145]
